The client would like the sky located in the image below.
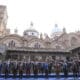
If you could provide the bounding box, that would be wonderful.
[0,0,80,35]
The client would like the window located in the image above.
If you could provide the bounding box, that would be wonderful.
[34,43,40,48]
[8,40,15,47]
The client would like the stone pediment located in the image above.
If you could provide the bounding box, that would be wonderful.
[0,34,23,42]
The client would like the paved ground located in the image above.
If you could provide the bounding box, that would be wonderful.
[0,73,80,80]
[0,78,80,80]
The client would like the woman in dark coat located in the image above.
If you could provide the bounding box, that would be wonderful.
[4,63,9,78]
[19,63,23,79]
[48,62,52,74]
[26,63,31,75]
[12,62,17,78]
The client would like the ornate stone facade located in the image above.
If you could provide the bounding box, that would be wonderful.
[0,5,80,61]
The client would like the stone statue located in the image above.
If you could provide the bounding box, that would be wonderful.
[44,33,49,39]
[40,33,43,39]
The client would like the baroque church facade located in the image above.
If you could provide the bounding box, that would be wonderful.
[0,5,80,62]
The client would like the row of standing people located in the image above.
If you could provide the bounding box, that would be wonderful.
[0,60,79,77]
[0,61,52,76]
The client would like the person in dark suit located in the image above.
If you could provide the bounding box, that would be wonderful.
[63,62,68,78]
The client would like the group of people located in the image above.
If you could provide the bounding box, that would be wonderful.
[0,59,79,78]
